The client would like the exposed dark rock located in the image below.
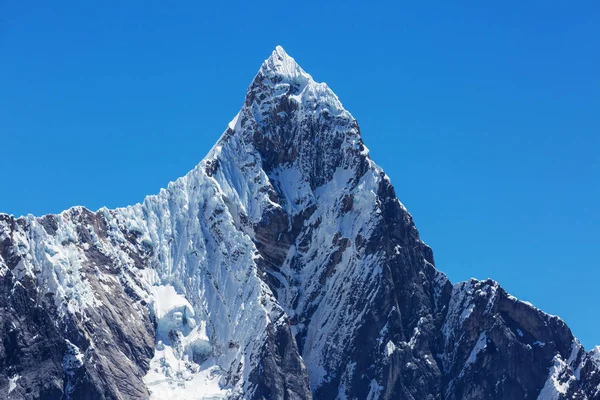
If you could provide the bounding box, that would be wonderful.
[248,315,312,400]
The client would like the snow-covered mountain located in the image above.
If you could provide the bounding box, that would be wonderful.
[1,46,598,400]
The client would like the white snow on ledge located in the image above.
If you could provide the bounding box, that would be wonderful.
[144,285,229,399]
[8,375,20,395]
[537,355,576,400]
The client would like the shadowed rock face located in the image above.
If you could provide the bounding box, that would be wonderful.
[0,47,598,400]
[0,211,155,400]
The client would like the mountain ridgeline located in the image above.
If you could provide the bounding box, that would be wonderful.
[1,47,598,400]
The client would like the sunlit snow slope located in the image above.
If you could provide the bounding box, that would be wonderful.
[1,47,599,400]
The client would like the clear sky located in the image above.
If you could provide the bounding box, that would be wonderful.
[1,1,598,347]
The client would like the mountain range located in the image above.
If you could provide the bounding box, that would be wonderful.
[1,46,598,400]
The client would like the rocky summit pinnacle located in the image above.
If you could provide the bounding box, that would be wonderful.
[0,48,598,400]
[262,45,310,80]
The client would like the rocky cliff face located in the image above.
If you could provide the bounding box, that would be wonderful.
[0,46,598,400]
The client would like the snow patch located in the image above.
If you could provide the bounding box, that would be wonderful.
[366,379,383,400]
[465,331,487,368]
[144,285,221,399]
[516,328,524,337]
[8,375,20,395]
[385,341,397,357]
[589,346,600,367]
[537,355,576,399]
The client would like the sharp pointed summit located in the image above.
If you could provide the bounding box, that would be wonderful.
[239,46,351,161]
[260,45,312,82]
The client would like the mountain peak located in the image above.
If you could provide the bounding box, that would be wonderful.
[242,46,348,127]
[2,47,600,400]
[260,45,312,83]
[272,45,289,60]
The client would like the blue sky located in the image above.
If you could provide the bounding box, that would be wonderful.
[1,1,598,347]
